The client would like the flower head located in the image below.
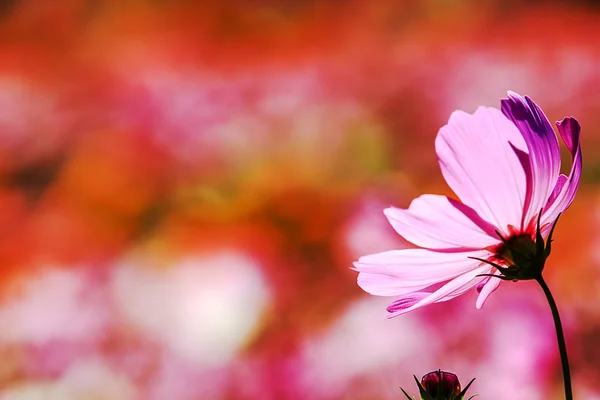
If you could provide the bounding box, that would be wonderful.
[400,370,476,400]
[354,92,582,316]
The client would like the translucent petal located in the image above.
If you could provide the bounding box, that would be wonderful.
[436,106,528,235]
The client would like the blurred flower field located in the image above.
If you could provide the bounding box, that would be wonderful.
[0,1,599,399]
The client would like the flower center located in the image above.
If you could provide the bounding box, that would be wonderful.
[471,214,559,282]
[490,232,537,266]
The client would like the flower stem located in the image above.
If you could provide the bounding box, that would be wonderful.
[536,275,573,400]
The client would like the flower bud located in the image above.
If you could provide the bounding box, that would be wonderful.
[420,370,461,399]
[400,370,476,400]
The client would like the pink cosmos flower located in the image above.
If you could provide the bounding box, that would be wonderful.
[354,91,582,317]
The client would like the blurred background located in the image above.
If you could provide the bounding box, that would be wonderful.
[0,0,599,399]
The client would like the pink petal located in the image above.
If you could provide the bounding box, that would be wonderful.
[541,117,582,226]
[354,248,489,296]
[387,264,491,317]
[384,194,498,250]
[475,269,501,309]
[545,174,567,210]
[435,107,528,235]
[386,292,430,313]
[501,92,561,226]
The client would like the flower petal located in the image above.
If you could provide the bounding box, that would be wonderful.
[354,248,489,296]
[435,106,528,235]
[475,269,501,309]
[386,292,429,313]
[501,92,561,226]
[387,264,491,317]
[384,194,498,250]
[546,174,567,210]
[541,117,582,226]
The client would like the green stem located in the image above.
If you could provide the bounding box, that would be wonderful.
[536,275,573,400]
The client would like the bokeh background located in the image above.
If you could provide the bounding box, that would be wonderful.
[0,0,599,399]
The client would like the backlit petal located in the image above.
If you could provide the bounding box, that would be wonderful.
[546,174,567,210]
[386,292,429,313]
[354,248,488,296]
[541,117,582,226]
[475,269,501,309]
[387,264,490,317]
[436,107,528,235]
[384,194,498,250]
[501,92,561,226]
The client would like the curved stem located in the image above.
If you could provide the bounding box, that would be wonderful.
[536,275,573,400]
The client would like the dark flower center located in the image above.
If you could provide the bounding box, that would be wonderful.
[488,231,536,267]
[469,213,560,282]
